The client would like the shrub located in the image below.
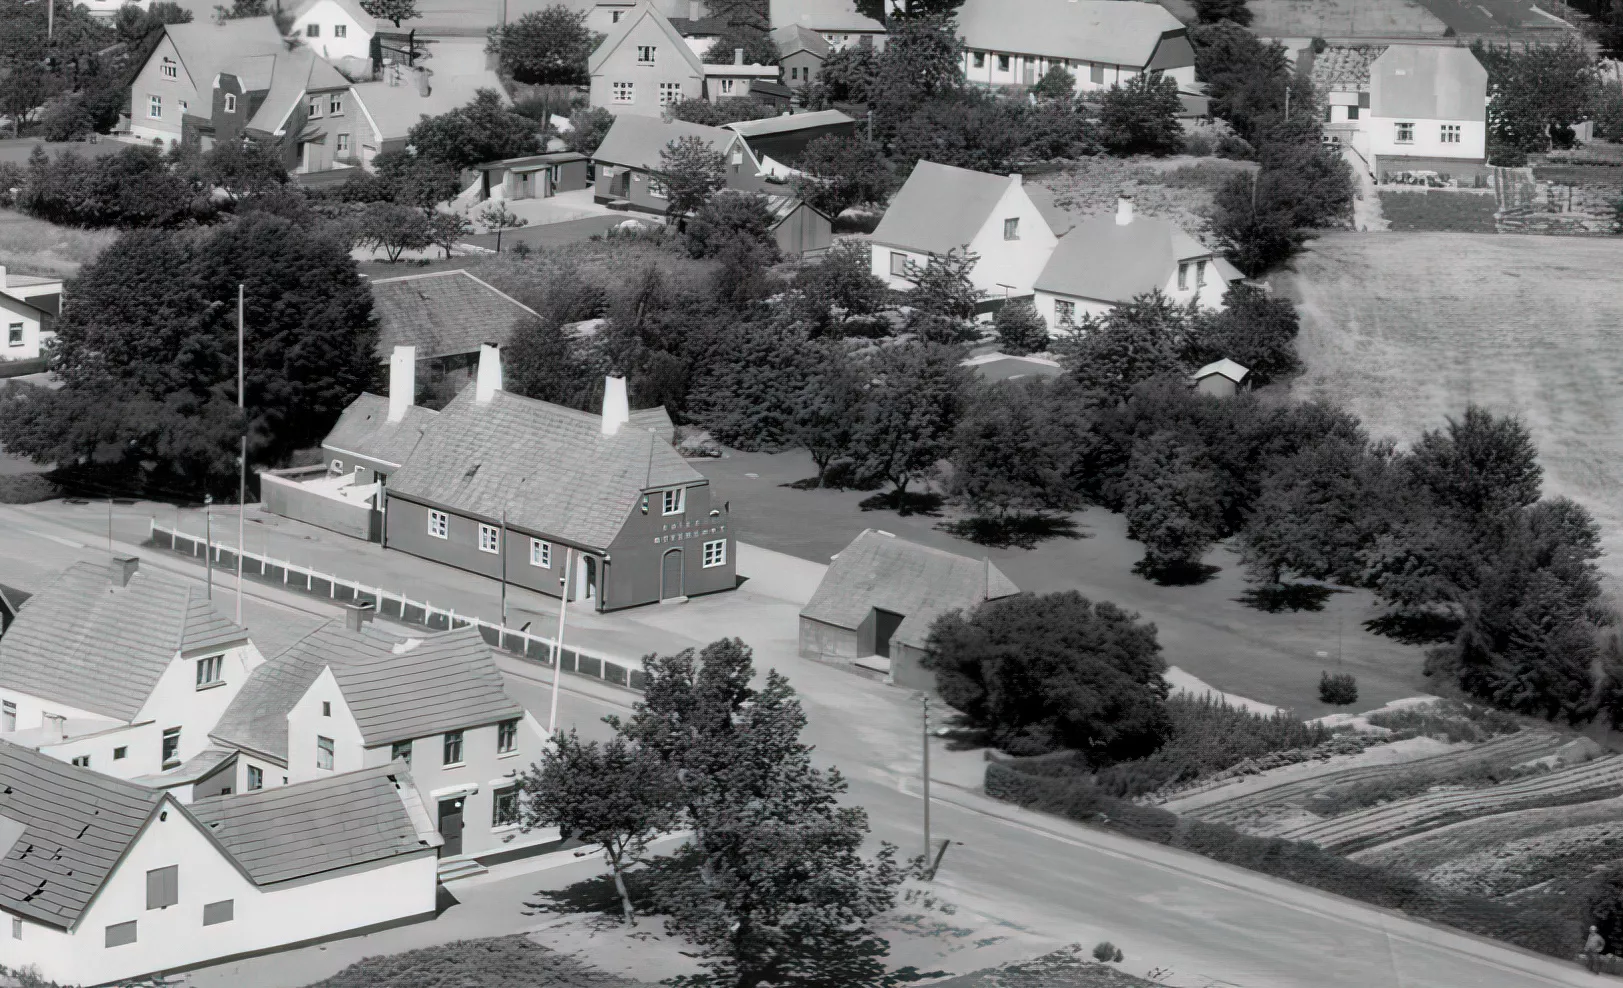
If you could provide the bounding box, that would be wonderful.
[1319,671,1358,706]
[1364,699,1521,743]
[0,473,58,504]
[993,299,1049,356]
[1091,941,1123,963]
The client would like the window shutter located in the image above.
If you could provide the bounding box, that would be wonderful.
[203,899,234,926]
[146,866,178,909]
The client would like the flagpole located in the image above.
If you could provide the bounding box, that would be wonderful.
[548,547,573,735]
[236,283,245,625]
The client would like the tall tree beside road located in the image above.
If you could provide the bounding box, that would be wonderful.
[948,378,1087,518]
[486,5,602,85]
[849,342,971,510]
[359,201,432,262]
[793,341,865,486]
[1119,430,1225,579]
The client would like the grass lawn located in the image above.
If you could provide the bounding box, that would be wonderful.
[0,208,115,280]
[1377,191,1498,233]
[1280,231,1623,589]
[933,948,1154,987]
[694,449,1429,717]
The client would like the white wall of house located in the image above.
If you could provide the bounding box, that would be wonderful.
[591,15,704,116]
[39,722,162,777]
[287,668,367,779]
[0,797,437,986]
[1031,291,1115,331]
[0,295,47,361]
[132,643,264,771]
[964,179,1060,300]
[289,0,373,63]
[1368,115,1486,162]
[227,749,291,793]
[961,51,1195,94]
[128,34,196,145]
[870,244,932,292]
[1034,256,1229,332]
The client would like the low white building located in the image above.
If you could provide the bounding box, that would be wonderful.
[0,742,439,986]
[1309,43,1487,179]
[0,267,64,362]
[1032,197,1238,330]
[768,0,886,50]
[869,160,1059,309]
[286,0,377,64]
[955,0,1195,94]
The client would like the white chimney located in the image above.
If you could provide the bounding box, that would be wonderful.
[388,345,416,423]
[42,714,65,743]
[601,375,630,436]
[475,343,503,403]
[1116,195,1134,226]
[734,48,745,65]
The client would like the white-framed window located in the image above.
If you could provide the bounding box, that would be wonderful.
[334,23,347,37]
[145,866,178,910]
[71,755,89,767]
[648,176,668,199]
[973,52,985,68]
[1196,259,1207,287]
[308,95,323,118]
[6,324,21,346]
[662,488,685,515]
[478,523,500,554]
[613,81,634,103]
[10,917,19,940]
[306,23,319,36]
[148,94,161,119]
[443,729,464,765]
[427,510,448,539]
[1440,123,1461,144]
[637,45,656,64]
[177,99,188,113]
[336,133,349,153]
[702,539,727,568]
[161,727,180,768]
[114,745,126,760]
[611,8,622,20]
[530,538,551,568]
[659,81,682,105]
[1090,64,1104,84]
[316,735,334,770]
[1003,217,1019,240]
[1347,105,1359,120]
[997,54,1010,72]
[890,251,909,278]
[1395,121,1414,144]
[720,78,736,95]
[160,58,177,79]
[492,784,519,827]
[247,765,263,790]
[224,93,237,113]
[1177,262,1189,291]
[321,701,331,717]
[1,700,14,732]
[329,93,343,114]
[1055,299,1075,325]
[392,740,412,766]
[497,718,518,754]
[196,654,223,688]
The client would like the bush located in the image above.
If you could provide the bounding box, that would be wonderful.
[0,473,59,504]
[1319,671,1358,706]
[1091,941,1123,963]
[993,299,1049,356]
[1363,699,1521,744]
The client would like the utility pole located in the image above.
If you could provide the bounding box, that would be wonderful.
[548,547,574,735]
[1284,84,1290,122]
[236,283,245,625]
[922,695,932,872]
[204,495,214,600]
[47,0,53,41]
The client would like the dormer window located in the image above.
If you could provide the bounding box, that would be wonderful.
[196,654,223,689]
[161,58,177,79]
[224,93,237,113]
[662,488,685,515]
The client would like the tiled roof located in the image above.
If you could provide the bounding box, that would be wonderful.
[211,626,330,762]
[627,406,675,444]
[0,741,164,929]
[246,47,353,133]
[350,71,511,142]
[189,764,436,885]
[955,0,1185,69]
[588,2,706,77]
[1309,45,1386,93]
[772,23,831,59]
[871,161,1019,255]
[769,0,885,34]
[130,747,238,788]
[593,114,745,173]
[1371,45,1487,123]
[323,393,439,469]
[801,530,1020,650]
[1034,213,1213,304]
[0,562,248,723]
[725,108,852,138]
[370,270,538,362]
[162,18,285,96]
[388,387,704,549]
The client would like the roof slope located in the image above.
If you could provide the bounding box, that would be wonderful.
[162,18,285,94]
[370,269,538,362]
[593,114,743,172]
[772,23,831,59]
[1035,214,1211,303]
[0,741,164,929]
[388,387,704,548]
[350,70,510,142]
[588,2,706,77]
[1309,44,1385,93]
[190,765,435,884]
[1370,44,1487,122]
[726,108,853,138]
[247,47,353,133]
[210,626,332,761]
[323,393,439,469]
[0,562,248,722]
[954,0,1185,69]
[1193,358,1250,383]
[769,0,885,33]
[801,530,1019,649]
[871,161,1016,255]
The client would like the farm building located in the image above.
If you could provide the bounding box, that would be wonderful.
[592,114,766,213]
[759,193,833,255]
[955,0,1195,95]
[799,530,1019,689]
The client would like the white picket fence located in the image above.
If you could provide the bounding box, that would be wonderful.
[148,521,644,691]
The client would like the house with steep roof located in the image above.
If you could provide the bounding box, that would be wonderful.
[564,0,707,34]
[286,0,377,64]
[0,558,264,793]
[0,266,63,362]
[774,23,832,88]
[1032,196,1237,329]
[349,65,512,169]
[870,160,1059,308]
[769,0,886,50]
[592,113,765,212]
[0,742,438,986]
[211,610,548,864]
[370,268,540,377]
[589,1,709,116]
[127,17,286,146]
[382,346,732,609]
[800,530,1020,689]
[956,0,1193,94]
[725,108,855,166]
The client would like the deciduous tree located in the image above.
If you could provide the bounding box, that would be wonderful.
[658,134,727,220]
[477,199,527,252]
[405,89,542,171]
[903,246,981,320]
[360,0,418,26]
[1059,292,1193,405]
[849,342,970,509]
[486,5,601,85]
[948,378,1085,516]
[426,210,472,258]
[1096,73,1185,156]
[1119,430,1225,579]
[1192,0,1252,26]
[793,341,864,485]
[360,201,431,261]
[504,316,600,411]
[563,106,614,156]
[792,133,894,215]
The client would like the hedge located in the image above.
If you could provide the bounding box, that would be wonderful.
[986,761,1582,959]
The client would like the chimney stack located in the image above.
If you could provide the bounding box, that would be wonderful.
[475,343,503,403]
[42,714,65,744]
[388,345,416,423]
[601,375,630,436]
[415,67,431,97]
[344,602,375,632]
[110,555,139,588]
[734,47,744,65]
[1116,195,1134,226]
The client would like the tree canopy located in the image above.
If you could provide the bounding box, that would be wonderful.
[405,89,543,171]
[486,5,602,85]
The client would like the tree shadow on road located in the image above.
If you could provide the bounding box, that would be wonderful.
[936,512,1087,550]
[858,491,945,517]
[1133,560,1221,586]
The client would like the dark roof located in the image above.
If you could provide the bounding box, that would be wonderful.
[669,14,731,35]
[189,764,436,885]
[751,80,795,100]
[0,741,165,929]
[211,628,329,762]
[323,393,439,470]
[593,114,749,173]
[726,109,853,139]
[370,270,538,362]
[801,530,1019,650]
[772,22,831,59]
[387,387,704,550]
[871,161,1020,255]
[0,562,248,723]
[0,583,29,632]
[1034,213,1213,303]
[1370,45,1487,123]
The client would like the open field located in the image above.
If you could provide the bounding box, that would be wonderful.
[1031,156,1254,245]
[1378,191,1499,233]
[1281,231,1623,590]
[1250,0,1446,37]
[0,208,114,280]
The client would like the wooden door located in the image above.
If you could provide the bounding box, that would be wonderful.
[437,796,464,857]
[661,549,683,599]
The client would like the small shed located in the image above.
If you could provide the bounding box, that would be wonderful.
[1191,358,1250,397]
[474,151,591,202]
[762,193,833,256]
[799,529,1020,689]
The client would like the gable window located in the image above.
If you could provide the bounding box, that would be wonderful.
[613,81,634,103]
[306,23,319,36]
[247,765,263,790]
[1196,259,1207,288]
[6,324,21,347]
[146,866,178,910]
[161,58,177,79]
[443,729,465,765]
[1441,123,1461,144]
[1395,121,1414,144]
[337,133,350,153]
[148,95,162,119]
[71,755,90,767]
[478,523,500,554]
[203,900,234,926]
[1003,217,1019,240]
[703,539,727,568]
[492,785,519,827]
[1346,105,1359,120]
[1090,64,1104,84]
[114,746,127,760]
[196,654,223,688]
[973,52,985,69]
[1177,262,1189,291]
[334,23,347,37]
[224,93,237,113]
[178,99,188,113]
[637,45,656,64]
[106,921,137,948]
[662,488,685,515]
[330,94,343,114]
[391,740,412,766]
[427,509,448,539]
[997,54,1010,72]
[308,95,323,118]
[1,701,13,733]
[498,718,518,754]
[530,538,551,568]
[659,81,682,106]
[161,727,181,769]
[10,917,18,939]
[1055,299,1075,325]
[316,735,334,770]
[321,700,331,717]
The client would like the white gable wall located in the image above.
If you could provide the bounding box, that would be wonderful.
[287,667,366,781]
[129,33,197,145]
[1032,254,1229,333]
[289,0,373,62]
[0,294,47,362]
[591,12,704,117]
[132,642,264,772]
[962,179,1059,301]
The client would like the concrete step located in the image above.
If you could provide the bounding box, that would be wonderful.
[436,857,489,883]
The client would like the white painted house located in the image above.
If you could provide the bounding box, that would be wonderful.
[769,0,887,50]
[1032,196,1238,330]
[0,267,63,362]
[869,160,1058,309]
[1310,43,1487,178]
[956,0,1195,94]
[0,558,264,801]
[286,0,377,64]
[0,742,439,986]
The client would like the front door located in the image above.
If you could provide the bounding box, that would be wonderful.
[437,796,464,857]
[874,609,905,658]
[661,549,683,599]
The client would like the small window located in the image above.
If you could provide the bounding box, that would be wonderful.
[161,727,180,769]
[306,22,319,36]
[148,94,161,119]
[1090,64,1104,84]
[492,785,519,827]
[1177,262,1189,291]
[611,8,622,20]
[10,917,18,940]
[997,54,1010,72]
[1395,121,1414,144]
[337,133,350,153]
[196,654,223,688]
[703,539,727,568]
[161,58,177,79]
[6,324,20,346]
[178,99,188,113]
[71,755,90,768]
[530,539,551,568]
[1055,299,1075,326]
[443,729,464,765]
[1196,259,1207,288]
[1346,105,1359,120]
[478,523,500,554]
[391,740,412,766]
[2,700,14,733]
[334,23,347,37]
[308,95,323,118]
[114,746,127,760]
[890,251,908,278]
[427,509,448,539]
[247,765,263,790]
[973,52,985,68]
[497,718,518,754]
[1003,217,1019,241]
[224,93,237,113]
[316,735,334,771]
[106,920,137,948]
[637,45,656,64]
[720,78,735,95]
[203,900,234,926]
[647,176,668,199]
[329,94,343,115]
[1441,123,1461,144]
[145,866,178,910]
[321,700,331,717]
[662,488,685,515]
[613,81,634,103]
[659,81,682,106]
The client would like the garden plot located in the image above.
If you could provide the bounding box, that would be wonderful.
[1248,0,1446,37]
[1409,820,1623,897]
[1354,793,1623,873]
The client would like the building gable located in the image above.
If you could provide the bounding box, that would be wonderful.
[589,2,706,78]
[287,667,366,779]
